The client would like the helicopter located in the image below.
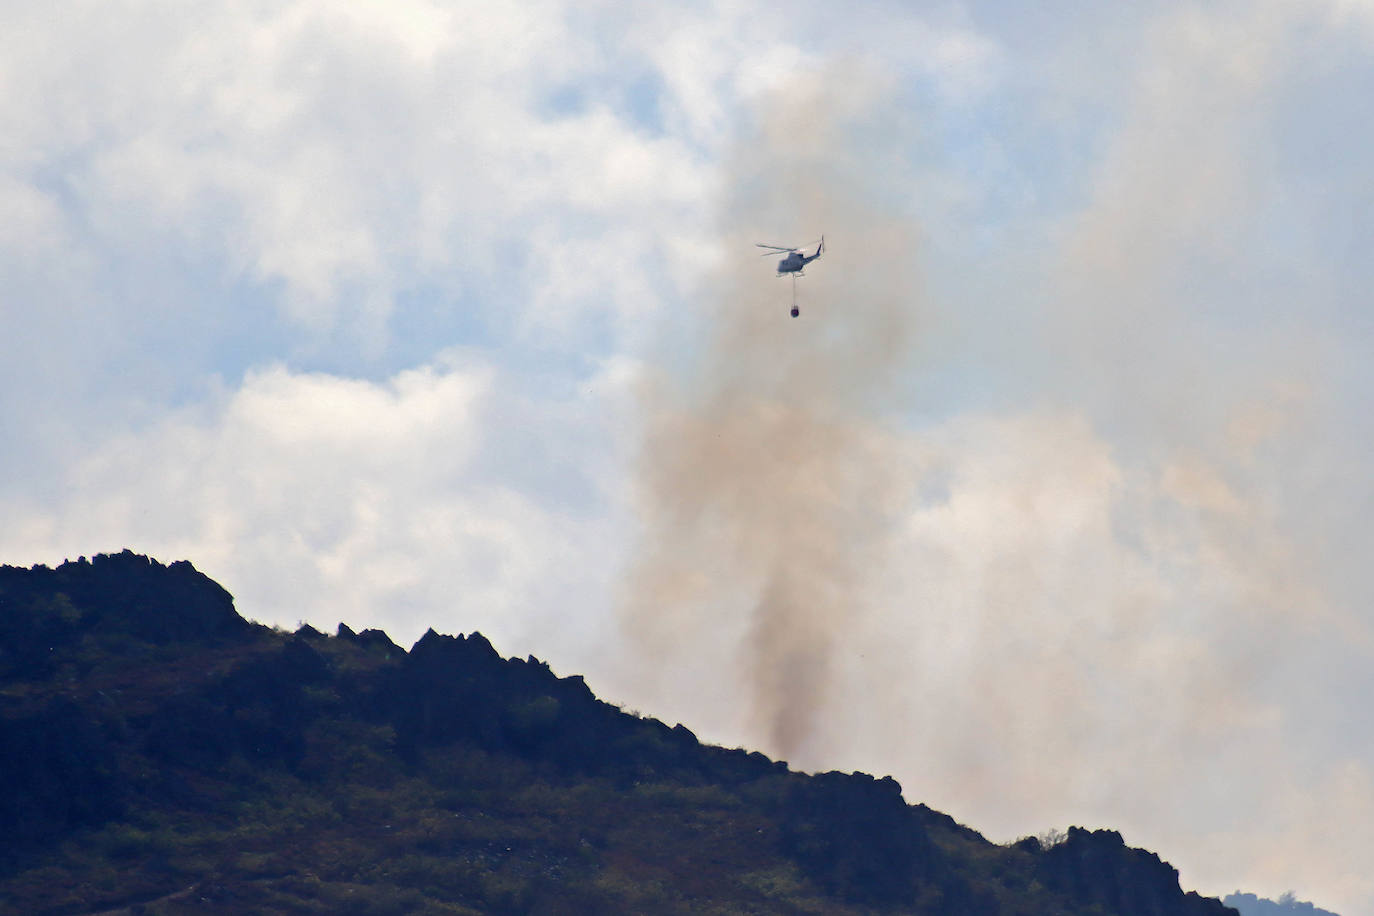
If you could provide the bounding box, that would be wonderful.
[757,237,824,276]
[757,236,823,317]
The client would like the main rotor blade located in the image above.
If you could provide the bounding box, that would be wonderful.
[756,243,798,252]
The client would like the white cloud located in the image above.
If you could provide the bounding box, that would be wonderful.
[0,355,638,661]
[0,0,717,343]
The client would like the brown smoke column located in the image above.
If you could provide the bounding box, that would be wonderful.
[621,77,924,760]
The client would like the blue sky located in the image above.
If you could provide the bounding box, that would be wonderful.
[4,2,1374,912]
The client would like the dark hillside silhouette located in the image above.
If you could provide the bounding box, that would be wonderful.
[1224,891,1341,916]
[0,551,1238,915]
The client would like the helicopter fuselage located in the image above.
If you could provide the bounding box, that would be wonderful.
[758,237,823,284]
[776,251,819,274]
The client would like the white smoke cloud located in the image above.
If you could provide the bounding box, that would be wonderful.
[615,7,1374,916]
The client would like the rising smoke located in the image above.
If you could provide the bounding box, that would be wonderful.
[619,34,1374,915]
[621,73,926,759]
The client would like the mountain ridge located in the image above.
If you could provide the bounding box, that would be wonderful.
[1,550,1237,915]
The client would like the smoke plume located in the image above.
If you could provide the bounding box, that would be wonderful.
[621,74,923,759]
[620,26,1374,913]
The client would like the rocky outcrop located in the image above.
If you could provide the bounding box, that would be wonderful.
[0,550,250,681]
[1035,827,1236,916]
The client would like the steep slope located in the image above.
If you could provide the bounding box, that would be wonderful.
[0,551,1236,915]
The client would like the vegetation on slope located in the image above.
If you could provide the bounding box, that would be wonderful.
[0,551,1236,916]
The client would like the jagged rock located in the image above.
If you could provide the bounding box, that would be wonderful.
[355,628,400,657]
[0,550,250,657]
[293,623,326,640]
[1036,827,1237,916]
